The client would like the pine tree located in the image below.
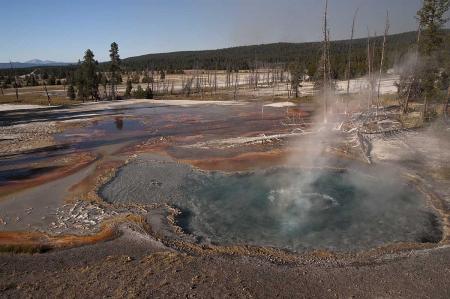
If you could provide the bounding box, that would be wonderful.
[145,87,153,99]
[76,49,100,101]
[100,73,108,98]
[109,42,121,100]
[416,0,450,120]
[125,79,132,97]
[67,84,76,100]
[289,62,304,98]
[47,76,56,85]
[132,85,146,98]
[418,0,449,57]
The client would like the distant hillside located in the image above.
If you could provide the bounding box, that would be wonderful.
[114,30,450,79]
[1,30,449,79]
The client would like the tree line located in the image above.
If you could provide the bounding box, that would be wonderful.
[396,0,450,121]
[2,30,449,83]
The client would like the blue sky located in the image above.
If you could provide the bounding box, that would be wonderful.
[0,0,430,62]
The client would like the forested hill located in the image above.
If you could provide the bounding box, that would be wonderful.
[1,30,449,80]
[118,30,449,79]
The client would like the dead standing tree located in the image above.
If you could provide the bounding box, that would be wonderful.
[371,32,377,106]
[403,26,422,114]
[367,29,373,109]
[322,0,331,123]
[10,61,19,101]
[233,69,239,101]
[345,7,359,114]
[43,82,51,106]
[376,11,390,115]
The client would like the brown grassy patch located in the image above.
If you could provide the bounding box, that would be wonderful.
[400,112,424,129]
[1,92,81,106]
[379,94,400,106]
[431,166,450,180]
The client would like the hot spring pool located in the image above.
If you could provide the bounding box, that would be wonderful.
[101,157,441,252]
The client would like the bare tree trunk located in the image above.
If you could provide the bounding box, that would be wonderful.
[445,88,450,121]
[322,0,329,123]
[403,26,421,114]
[10,61,19,101]
[346,8,359,94]
[151,70,154,92]
[272,67,276,100]
[423,95,428,122]
[367,29,372,109]
[370,33,377,108]
[327,30,332,82]
[214,68,217,95]
[43,82,51,105]
[377,11,390,114]
[255,59,259,91]
[147,67,150,92]
[345,7,359,114]
[14,82,19,102]
[233,70,239,101]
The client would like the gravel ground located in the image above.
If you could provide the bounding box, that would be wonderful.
[1,231,450,298]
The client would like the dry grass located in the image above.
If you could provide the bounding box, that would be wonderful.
[0,93,81,106]
[400,112,424,129]
[379,94,400,106]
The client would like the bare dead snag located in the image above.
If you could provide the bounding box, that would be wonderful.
[9,61,19,102]
[423,95,429,122]
[322,0,329,123]
[367,29,372,109]
[444,87,450,122]
[346,8,359,94]
[403,26,421,114]
[43,82,51,106]
[377,11,390,113]
[233,70,239,101]
[345,7,359,114]
[14,82,19,102]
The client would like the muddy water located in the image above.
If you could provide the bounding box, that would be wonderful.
[101,156,441,252]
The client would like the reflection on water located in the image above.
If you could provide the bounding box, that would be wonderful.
[115,117,123,130]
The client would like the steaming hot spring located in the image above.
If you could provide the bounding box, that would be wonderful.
[101,156,441,252]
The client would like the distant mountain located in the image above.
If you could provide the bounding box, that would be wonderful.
[0,59,71,69]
